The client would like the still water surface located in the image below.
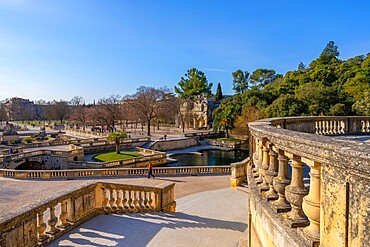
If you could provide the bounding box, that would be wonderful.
[165,149,249,167]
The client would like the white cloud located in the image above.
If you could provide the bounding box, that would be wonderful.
[198,67,228,72]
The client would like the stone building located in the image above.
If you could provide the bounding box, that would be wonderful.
[177,96,220,129]
[3,97,36,121]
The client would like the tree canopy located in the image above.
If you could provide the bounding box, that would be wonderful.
[174,68,213,99]
[213,41,370,135]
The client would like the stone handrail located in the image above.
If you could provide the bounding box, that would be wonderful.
[246,116,370,247]
[0,165,232,179]
[230,157,250,187]
[0,181,175,247]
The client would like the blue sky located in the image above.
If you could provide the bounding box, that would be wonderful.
[0,0,370,103]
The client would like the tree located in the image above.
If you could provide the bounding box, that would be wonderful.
[107,131,127,154]
[123,86,171,136]
[298,62,307,72]
[232,70,250,94]
[70,96,84,106]
[215,83,223,101]
[352,92,370,115]
[174,68,213,99]
[0,103,8,123]
[70,105,92,130]
[212,98,237,138]
[250,69,277,87]
[93,95,122,132]
[46,100,70,124]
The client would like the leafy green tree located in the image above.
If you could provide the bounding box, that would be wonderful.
[250,69,277,87]
[107,132,127,154]
[212,98,237,138]
[352,92,370,115]
[266,94,304,117]
[215,83,223,101]
[232,70,250,94]
[174,68,213,99]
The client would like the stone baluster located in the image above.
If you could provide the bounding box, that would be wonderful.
[143,191,149,209]
[285,152,309,227]
[101,188,109,212]
[255,139,264,182]
[265,145,278,200]
[258,141,270,191]
[272,150,291,212]
[128,190,135,211]
[314,121,319,135]
[252,137,259,173]
[301,158,321,244]
[148,192,154,210]
[37,212,48,241]
[110,189,116,211]
[116,189,123,212]
[59,200,70,228]
[138,191,145,210]
[46,205,60,234]
[133,191,139,211]
[122,190,129,210]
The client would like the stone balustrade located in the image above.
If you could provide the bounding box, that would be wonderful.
[230,157,249,187]
[245,116,370,247]
[0,165,231,179]
[0,181,175,247]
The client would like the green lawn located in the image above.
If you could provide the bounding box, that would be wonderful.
[92,152,143,162]
[216,137,241,142]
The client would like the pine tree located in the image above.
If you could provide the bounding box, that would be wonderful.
[215,83,223,101]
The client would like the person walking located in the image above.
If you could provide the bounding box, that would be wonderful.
[148,162,155,179]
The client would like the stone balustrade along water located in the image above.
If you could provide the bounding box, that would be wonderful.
[229,116,370,247]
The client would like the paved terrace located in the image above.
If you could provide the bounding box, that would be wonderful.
[0,175,248,246]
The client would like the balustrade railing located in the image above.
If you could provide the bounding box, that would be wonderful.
[0,181,175,247]
[246,116,370,247]
[0,165,231,179]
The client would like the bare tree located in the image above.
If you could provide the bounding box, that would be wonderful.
[92,95,122,132]
[70,105,93,130]
[46,100,70,124]
[123,86,171,136]
[70,96,84,106]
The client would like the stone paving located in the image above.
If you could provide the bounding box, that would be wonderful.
[48,188,248,247]
[0,175,231,217]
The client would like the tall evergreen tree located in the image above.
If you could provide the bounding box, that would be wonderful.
[174,68,213,99]
[215,83,223,101]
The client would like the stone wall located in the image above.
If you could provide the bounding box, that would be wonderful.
[150,137,198,151]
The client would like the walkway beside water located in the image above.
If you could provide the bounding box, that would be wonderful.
[48,188,249,247]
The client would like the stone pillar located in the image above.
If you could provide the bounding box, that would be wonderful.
[301,158,321,244]
[37,212,48,242]
[258,142,270,191]
[265,145,278,200]
[252,137,259,173]
[59,200,70,228]
[46,205,60,234]
[272,150,291,212]
[285,152,309,227]
[255,139,264,182]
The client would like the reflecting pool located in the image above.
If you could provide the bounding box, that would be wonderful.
[165,149,249,167]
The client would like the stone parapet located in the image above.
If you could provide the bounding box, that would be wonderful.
[0,181,175,246]
[247,116,370,247]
